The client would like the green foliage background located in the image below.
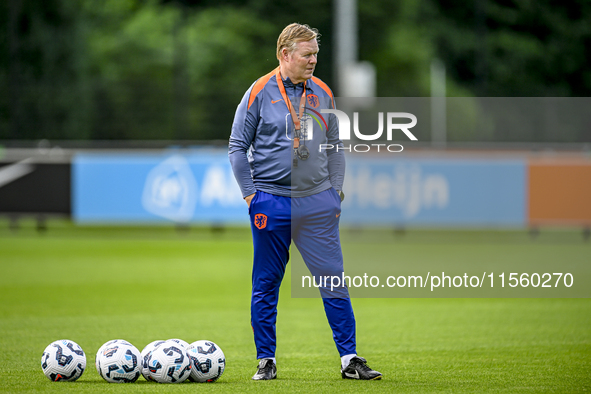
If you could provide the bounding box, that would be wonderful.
[1,0,590,141]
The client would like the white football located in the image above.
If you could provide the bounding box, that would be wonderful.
[187,340,225,383]
[147,339,192,383]
[140,340,165,381]
[41,339,86,382]
[95,339,141,383]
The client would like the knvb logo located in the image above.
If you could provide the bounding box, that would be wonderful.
[319,110,418,153]
[254,213,268,229]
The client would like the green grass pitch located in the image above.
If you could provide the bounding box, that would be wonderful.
[0,221,589,393]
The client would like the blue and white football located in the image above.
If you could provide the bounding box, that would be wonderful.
[41,339,86,382]
[95,339,141,383]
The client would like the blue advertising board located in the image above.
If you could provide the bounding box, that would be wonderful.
[72,152,526,227]
[341,157,526,227]
[73,151,248,224]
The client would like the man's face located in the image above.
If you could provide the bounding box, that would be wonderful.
[283,39,318,83]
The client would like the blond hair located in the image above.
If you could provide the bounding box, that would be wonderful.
[276,23,319,61]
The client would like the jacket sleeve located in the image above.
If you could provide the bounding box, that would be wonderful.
[326,98,345,191]
[228,84,259,198]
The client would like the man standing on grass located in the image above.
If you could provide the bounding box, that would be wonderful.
[229,23,382,381]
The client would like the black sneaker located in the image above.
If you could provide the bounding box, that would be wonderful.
[252,358,277,380]
[341,356,382,380]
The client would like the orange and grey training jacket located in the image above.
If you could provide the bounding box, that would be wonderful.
[229,67,345,198]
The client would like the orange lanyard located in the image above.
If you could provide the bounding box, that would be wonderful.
[275,68,306,148]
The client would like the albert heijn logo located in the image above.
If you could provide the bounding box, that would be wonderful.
[254,213,268,229]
